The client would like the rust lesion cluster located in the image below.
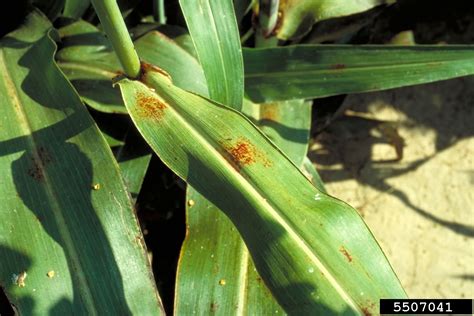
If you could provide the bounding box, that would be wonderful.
[339,245,353,263]
[27,146,53,181]
[223,137,272,170]
[135,92,167,121]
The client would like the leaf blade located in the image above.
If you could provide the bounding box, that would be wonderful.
[244,45,474,102]
[179,0,244,108]
[277,0,389,40]
[0,11,163,314]
[119,68,406,314]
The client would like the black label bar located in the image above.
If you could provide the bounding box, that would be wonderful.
[380,299,473,314]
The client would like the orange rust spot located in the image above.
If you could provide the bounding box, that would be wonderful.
[139,61,172,84]
[228,141,256,165]
[339,246,353,263]
[260,103,279,121]
[330,63,346,70]
[224,137,272,171]
[135,92,167,121]
[27,147,52,181]
[361,302,376,316]
[224,138,272,170]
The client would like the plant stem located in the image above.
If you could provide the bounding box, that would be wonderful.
[153,0,167,24]
[90,0,141,78]
[256,0,279,48]
[255,0,279,48]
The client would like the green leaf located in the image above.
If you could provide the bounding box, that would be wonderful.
[57,21,207,114]
[244,45,474,103]
[175,189,285,315]
[179,0,244,108]
[33,0,66,21]
[118,66,406,314]
[64,0,91,19]
[0,11,163,314]
[114,130,152,203]
[242,98,311,167]
[176,96,314,316]
[277,0,390,40]
[302,157,326,193]
[233,0,253,25]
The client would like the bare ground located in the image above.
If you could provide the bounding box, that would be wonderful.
[310,76,474,298]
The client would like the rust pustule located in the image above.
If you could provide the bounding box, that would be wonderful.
[27,147,52,181]
[139,61,172,84]
[330,63,346,70]
[361,307,372,316]
[228,141,256,166]
[135,92,167,121]
[361,302,376,316]
[339,246,353,262]
[224,137,272,170]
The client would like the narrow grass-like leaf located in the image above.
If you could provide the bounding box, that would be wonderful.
[33,0,65,21]
[277,0,389,40]
[242,98,312,167]
[179,0,244,108]
[175,3,284,310]
[119,66,406,314]
[0,11,163,314]
[114,130,152,203]
[64,0,91,19]
[302,157,326,193]
[175,189,285,315]
[244,45,474,102]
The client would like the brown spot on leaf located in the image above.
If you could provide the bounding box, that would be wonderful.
[210,302,218,313]
[339,246,353,262]
[330,63,346,70]
[111,70,126,83]
[361,302,376,316]
[228,141,255,165]
[361,307,372,316]
[139,61,172,84]
[224,137,272,170]
[37,147,52,164]
[135,234,146,249]
[27,147,53,181]
[135,92,167,121]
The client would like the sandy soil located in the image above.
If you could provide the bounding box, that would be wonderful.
[310,76,474,298]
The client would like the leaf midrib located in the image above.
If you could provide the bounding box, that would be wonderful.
[125,77,361,313]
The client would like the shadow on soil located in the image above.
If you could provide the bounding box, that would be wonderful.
[310,76,474,238]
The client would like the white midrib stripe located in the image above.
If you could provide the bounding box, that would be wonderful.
[236,245,249,316]
[0,48,98,315]
[126,77,360,313]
